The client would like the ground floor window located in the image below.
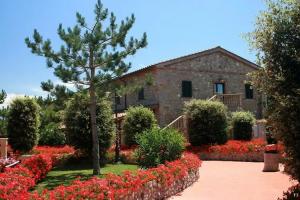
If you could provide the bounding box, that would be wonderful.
[245,83,253,99]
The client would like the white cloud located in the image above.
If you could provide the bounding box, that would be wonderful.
[30,87,48,97]
[53,80,77,91]
[0,93,32,108]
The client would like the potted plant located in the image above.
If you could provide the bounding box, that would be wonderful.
[263,144,280,172]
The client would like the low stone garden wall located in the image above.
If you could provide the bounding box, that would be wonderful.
[29,153,201,200]
[120,167,199,200]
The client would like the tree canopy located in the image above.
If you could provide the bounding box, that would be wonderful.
[25,0,147,175]
[249,0,300,181]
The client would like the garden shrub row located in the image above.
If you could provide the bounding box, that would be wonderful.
[184,99,256,146]
[0,146,74,200]
[29,153,201,200]
[184,100,228,145]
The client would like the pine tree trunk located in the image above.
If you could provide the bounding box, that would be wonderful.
[89,50,100,175]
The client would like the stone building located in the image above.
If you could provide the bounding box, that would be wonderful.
[113,46,261,127]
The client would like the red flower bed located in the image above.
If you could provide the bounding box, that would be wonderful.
[22,154,53,181]
[187,139,268,162]
[0,166,35,200]
[0,146,75,200]
[33,145,75,165]
[29,153,201,200]
[187,139,266,154]
[108,145,137,164]
[33,145,75,155]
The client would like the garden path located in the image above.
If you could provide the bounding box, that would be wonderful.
[171,161,297,200]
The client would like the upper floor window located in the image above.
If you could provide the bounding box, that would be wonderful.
[215,83,225,94]
[182,81,192,98]
[138,88,144,100]
[245,83,253,99]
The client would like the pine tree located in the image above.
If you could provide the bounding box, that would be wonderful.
[25,0,147,175]
[0,90,6,104]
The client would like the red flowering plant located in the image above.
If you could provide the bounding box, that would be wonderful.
[29,153,201,200]
[187,139,266,154]
[22,154,53,181]
[107,145,137,164]
[265,144,279,154]
[0,166,35,200]
[186,139,269,161]
[32,145,75,165]
[0,145,76,200]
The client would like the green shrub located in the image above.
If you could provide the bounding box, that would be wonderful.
[184,99,228,145]
[232,111,255,141]
[136,128,185,168]
[64,93,114,163]
[39,122,66,146]
[123,106,157,146]
[7,97,40,153]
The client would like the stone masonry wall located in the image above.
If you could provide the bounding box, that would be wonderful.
[113,50,260,127]
[156,51,259,126]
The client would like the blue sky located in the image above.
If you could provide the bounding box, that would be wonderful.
[0,0,265,101]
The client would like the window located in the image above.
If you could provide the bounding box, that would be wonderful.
[138,88,144,100]
[182,81,192,97]
[215,83,225,94]
[245,83,253,99]
[115,96,121,105]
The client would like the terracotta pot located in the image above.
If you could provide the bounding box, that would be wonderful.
[263,152,279,172]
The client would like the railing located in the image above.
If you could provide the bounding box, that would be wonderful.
[208,95,217,101]
[211,93,243,111]
[162,115,188,139]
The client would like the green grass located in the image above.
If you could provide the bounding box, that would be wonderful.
[34,160,138,192]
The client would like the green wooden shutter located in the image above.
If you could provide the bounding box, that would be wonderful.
[182,81,192,97]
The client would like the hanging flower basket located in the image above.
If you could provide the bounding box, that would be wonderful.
[263,144,279,172]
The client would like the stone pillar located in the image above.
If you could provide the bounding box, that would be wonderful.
[0,138,8,159]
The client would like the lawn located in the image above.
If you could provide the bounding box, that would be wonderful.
[34,159,138,192]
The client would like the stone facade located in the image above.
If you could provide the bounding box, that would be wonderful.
[114,47,261,127]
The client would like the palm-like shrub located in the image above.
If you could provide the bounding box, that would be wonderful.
[136,128,185,168]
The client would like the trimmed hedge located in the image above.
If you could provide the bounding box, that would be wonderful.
[232,111,255,141]
[7,97,40,153]
[64,93,114,161]
[184,99,228,146]
[123,106,157,146]
[136,128,185,168]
